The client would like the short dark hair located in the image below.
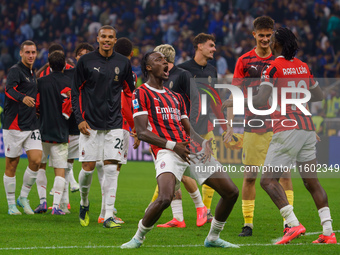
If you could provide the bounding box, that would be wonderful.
[253,16,274,31]
[74,43,94,57]
[141,51,156,78]
[20,40,36,51]
[274,27,299,60]
[114,37,133,57]
[98,25,116,35]
[48,44,64,54]
[48,51,65,72]
[193,33,215,50]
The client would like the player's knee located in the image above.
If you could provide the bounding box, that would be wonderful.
[244,177,257,185]
[29,158,41,170]
[156,196,172,210]
[260,178,271,190]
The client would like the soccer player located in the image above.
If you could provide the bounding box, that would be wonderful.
[97,37,138,224]
[72,25,135,228]
[178,33,228,222]
[36,51,70,215]
[224,16,294,237]
[224,27,337,244]
[36,44,74,78]
[152,44,207,228]
[121,51,239,249]
[3,40,42,215]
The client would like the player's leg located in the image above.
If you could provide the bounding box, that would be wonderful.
[200,131,216,222]
[203,170,239,248]
[240,167,258,236]
[157,186,186,228]
[67,159,79,192]
[4,156,21,215]
[78,130,99,226]
[96,160,105,223]
[279,170,294,229]
[122,172,176,249]
[17,130,42,214]
[298,160,336,243]
[67,135,80,193]
[34,162,47,213]
[183,175,207,226]
[52,167,66,215]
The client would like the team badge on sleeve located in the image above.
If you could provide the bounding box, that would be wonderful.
[133,99,139,109]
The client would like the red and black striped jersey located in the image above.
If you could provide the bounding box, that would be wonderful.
[260,56,318,134]
[132,83,189,157]
[39,63,73,77]
[233,48,275,133]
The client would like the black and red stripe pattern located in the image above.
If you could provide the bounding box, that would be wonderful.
[133,83,189,157]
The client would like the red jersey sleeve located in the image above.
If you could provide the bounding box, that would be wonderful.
[308,69,319,90]
[232,57,245,87]
[177,93,188,119]
[260,63,278,87]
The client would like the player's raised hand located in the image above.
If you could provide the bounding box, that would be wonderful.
[78,121,91,135]
[173,141,191,164]
[223,125,233,143]
[22,96,36,107]
[201,138,213,163]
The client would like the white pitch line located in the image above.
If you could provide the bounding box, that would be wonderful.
[0,231,339,251]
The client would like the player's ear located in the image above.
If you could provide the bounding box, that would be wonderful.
[146,64,152,72]
[252,31,256,38]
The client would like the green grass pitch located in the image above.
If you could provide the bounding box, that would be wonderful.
[0,159,339,255]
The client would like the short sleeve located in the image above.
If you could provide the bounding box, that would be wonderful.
[308,68,319,90]
[132,88,149,118]
[178,94,188,119]
[231,57,244,87]
[260,64,278,87]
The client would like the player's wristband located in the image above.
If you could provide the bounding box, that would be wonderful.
[165,141,176,150]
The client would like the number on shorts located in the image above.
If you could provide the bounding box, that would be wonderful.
[31,131,41,140]
[114,138,123,150]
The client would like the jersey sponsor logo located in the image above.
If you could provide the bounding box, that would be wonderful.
[133,99,139,109]
[250,65,257,71]
[156,105,181,121]
[93,67,100,72]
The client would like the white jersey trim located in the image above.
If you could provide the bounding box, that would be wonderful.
[181,115,188,119]
[144,83,166,93]
[309,81,319,90]
[260,81,274,88]
[133,111,148,118]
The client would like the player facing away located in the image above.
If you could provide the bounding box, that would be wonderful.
[72,25,135,228]
[97,37,138,224]
[178,33,228,222]
[223,27,336,244]
[224,16,294,237]
[152,44,207,228]
[3,40,42,215]
[36,51,70,215]
[121,52,239,249]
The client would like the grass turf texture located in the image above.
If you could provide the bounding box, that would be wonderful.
[0,159,339,255]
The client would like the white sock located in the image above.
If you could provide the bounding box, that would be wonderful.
[3,174,16,205]
[36,169,47,203]
[189,189,205,208]
[171,199,184,221]
[318,207,333,236]
[20,167,38,198]
[103,164,119,220]
[67,162,77,186]
[78,169,94,207]
[53,176,66,209]
[61,168,70,205]
[100,176,105,218]
[97,160,105,217]
[207,218,225,241]
[280,205,299,227]
[96,160,104,187]
[133,219,154,242]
